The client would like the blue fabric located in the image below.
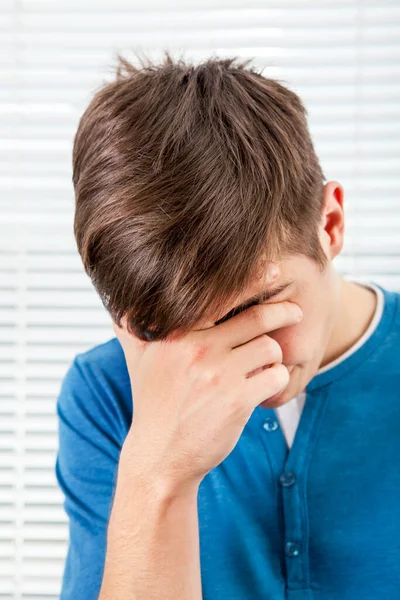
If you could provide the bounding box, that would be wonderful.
[55,281,400,599]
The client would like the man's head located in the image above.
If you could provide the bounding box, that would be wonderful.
[195,179,345,407]
[72,50,345,401]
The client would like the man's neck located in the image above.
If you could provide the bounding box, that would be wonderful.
[320,276,378,369]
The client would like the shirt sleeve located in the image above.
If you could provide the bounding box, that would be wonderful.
[55,354,122,600]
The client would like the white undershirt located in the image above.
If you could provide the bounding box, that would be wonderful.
[274,278,385,449]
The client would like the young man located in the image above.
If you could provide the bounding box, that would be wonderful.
[55,51,400,599]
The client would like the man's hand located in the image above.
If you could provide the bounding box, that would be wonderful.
[112,299,303,491]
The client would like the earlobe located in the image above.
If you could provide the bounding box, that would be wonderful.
[321,220,344,262]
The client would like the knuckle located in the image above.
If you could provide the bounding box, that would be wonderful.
[188,341,211,366]
[200,367,219,387]
[269,362,289,388]
[248,304,268,328]
[259,335,283,362]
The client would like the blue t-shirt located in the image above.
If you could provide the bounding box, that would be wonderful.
[55,281,400,600]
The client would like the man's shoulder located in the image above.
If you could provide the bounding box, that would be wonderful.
[59,337,132,444]
[75,336,126,375]
[380,283,400,303]
[371,282,400,367]
[75,335,131,401]
[379,283,400,329]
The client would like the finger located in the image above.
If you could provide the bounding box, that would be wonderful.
[201,301,303,350]
[245,362,290,409]
[231,332,283,377]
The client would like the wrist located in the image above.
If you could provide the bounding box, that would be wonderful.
[118,436,201,502]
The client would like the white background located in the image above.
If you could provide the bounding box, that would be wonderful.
[1,0,400,598]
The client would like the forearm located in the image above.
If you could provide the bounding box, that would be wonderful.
[98,442,203,600]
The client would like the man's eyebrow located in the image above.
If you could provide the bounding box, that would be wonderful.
[214,279,294,326]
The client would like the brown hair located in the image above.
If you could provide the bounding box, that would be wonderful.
[72,50,327,342]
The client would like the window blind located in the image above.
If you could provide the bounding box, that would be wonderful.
[1,1,399,597]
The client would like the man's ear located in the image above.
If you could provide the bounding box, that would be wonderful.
[319,180,345,261]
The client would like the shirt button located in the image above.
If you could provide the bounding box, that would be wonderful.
[263,418,279,432]
[279,472,296,487]
[285,541,300,557]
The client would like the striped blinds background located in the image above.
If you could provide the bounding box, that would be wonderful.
[1,0,399,597]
